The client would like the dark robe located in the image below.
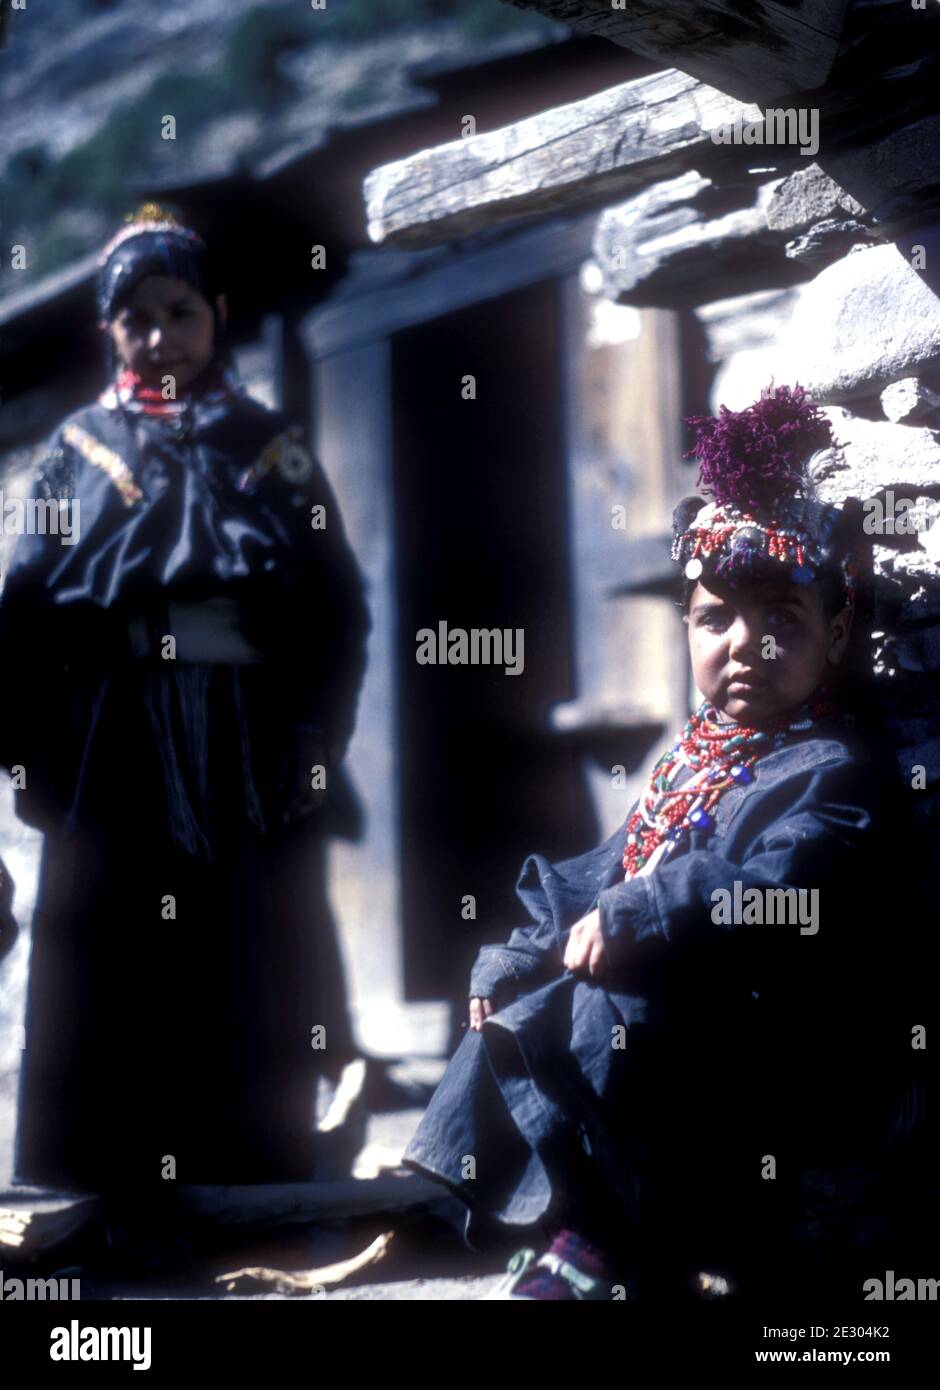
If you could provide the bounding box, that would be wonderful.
[0,369,370,1196]
[402,723,933,1286]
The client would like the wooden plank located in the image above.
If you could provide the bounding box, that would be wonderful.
[306,214,597,359]
[173,1175,439,1230]
[601,533,680,593]
[365,69,755,248]
[0,1198,102,1262]
[0,1177,438,1276]
[500,0,851,102]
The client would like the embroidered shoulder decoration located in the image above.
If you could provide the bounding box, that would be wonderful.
[237,425,314,494]
[62,422,143,507]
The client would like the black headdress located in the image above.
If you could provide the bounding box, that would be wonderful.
[96,202,229,380]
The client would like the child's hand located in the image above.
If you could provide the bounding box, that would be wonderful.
[563,907,609,979]
[468,997,493,1031]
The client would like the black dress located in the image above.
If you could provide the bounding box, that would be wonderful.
[0,362,370,1196]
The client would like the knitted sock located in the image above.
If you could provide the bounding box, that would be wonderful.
[512,1227,613,1300]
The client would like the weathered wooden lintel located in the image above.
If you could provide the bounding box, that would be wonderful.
[364,2,940,253]
[365,69,759,249]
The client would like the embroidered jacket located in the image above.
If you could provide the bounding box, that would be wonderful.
[0,372,370,833]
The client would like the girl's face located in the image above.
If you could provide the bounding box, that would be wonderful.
[106,275,226,391]
[684,575,853,724]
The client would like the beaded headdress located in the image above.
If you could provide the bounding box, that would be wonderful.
[672,384,862,607]
[96,201,217,325]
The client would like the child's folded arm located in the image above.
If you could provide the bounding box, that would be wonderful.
[467,835,622,1000]
[596,757,874,971]
[469,921,561,1002]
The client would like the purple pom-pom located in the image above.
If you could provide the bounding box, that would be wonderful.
[683,384,833,513]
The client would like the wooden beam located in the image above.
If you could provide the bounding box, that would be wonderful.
[173,1175,439,1230]
[0,1198,101,1262]
[306,214,598,359]
[364,0,940,252]
[592,171,812,307]
[365,69,755,248]
[0,1177,439,1271]
[500,0,851,103]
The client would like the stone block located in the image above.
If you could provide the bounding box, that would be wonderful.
[765,163,866,233]
[811,409,940,503]
[880,377,940,426]
[788,243,940,404]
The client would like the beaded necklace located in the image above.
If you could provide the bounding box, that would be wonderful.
[622,688,839,878]
[99,358,239,419]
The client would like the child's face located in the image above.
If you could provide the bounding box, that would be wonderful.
[684,575,853,724]
[106,275,225,391]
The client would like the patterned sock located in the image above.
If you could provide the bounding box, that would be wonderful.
[511,1265,575,1300]
[512,1228,613,1299]
[548,1226,614,1278]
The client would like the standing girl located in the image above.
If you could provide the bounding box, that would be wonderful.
[0,204,370,1203]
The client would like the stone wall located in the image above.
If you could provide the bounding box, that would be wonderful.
[784,236,940,822]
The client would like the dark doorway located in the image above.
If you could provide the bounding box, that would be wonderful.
[391,281,596,1001]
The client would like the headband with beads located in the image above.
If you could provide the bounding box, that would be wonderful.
[97,202,205,265]
[96,201,214,325]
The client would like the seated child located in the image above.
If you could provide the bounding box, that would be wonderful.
[402,385,926,1300]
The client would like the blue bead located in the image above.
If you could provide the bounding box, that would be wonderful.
[730,764,752,783]
[668,827,685,842]
[791,563,815,583]
[689,808,713,831]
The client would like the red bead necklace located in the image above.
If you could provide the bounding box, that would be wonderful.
[622,690,838,877]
